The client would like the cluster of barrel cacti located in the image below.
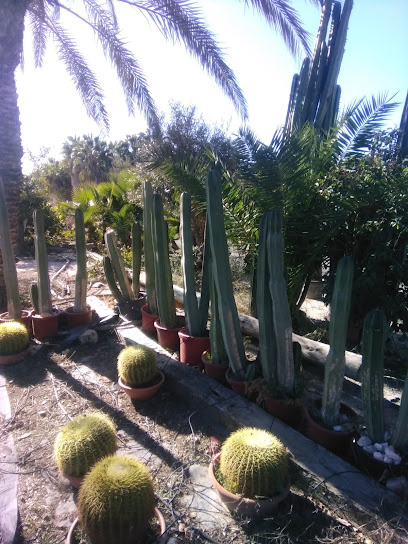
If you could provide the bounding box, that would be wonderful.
[117,344,157,387]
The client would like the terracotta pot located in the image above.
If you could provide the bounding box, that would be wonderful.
[0,310,33,338]
[303,400,357,455]
[65,306,93,328]
[208,453,290,518]
[178,328,210,368]
[201,351,228,384]
[66,507,166,544]
[141,304,159,332]
[117,295,146,323]
[0,348,29,366]
[154,319,183,351]
[350,438,404,479]
[225,368,255,400]
[32,309,60,342]
[264,397,303,429]
[118,371,165,400]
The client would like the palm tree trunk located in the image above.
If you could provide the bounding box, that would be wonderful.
[0,0,26,310]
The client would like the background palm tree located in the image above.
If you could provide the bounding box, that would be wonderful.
[0,0,314,309]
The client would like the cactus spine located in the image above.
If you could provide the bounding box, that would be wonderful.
[0,179,21,319]
[361,309,387,444]
[180,193,210,337]
[73,208,88,312]
[152,193,177,329]
[0,321,29,355]
[205,166,247,376]
[219,428,289,498]
[257,210,294,390]
[131,221,142,298]
[321,256,354,427]
[54,412,117,478]
[143,181,158,315]
[78,455,155,544]
[33,209,53,316]
[117,345,157,387]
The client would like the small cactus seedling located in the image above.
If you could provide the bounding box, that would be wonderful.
[219,427,289,498]
[0,321,29,356]
[78,454,155,544]
[117,345,157,387]
[53,412,117,478]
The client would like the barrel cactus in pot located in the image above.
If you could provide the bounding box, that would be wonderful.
[117,344,164,400]
[179,192,210,366]
[54,412,117,487]
[0,321,30,365]
[70,454,165,544]
[209,427,290,517]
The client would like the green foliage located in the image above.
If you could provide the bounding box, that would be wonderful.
[219,428,289,498]
[53,412,117,478]
[0,322,29,356]
[117,345,157,387]
[19,178,64,251]
[78,455,155,544]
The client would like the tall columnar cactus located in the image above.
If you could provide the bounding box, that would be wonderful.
[180,192,210,337]
[33,209,53,316]
[131,222,142,298]
[105,230,133,301]
[117,345,157,387]
[73,208,88,313]
[54,412,117,478]
[151,193,177,329]
[209,265,228,365]
[78,455,155,544]
[321,256,354,427]
[219,428,289,498]
[0,322,29,355]
[143,181,158,315]
[257,210,294,390]
[361,309,388,444]
[392,370,408,455]
[0,178,21,319]
[103,256,125,303]
[30,283,39,315]
[205,166,247,377]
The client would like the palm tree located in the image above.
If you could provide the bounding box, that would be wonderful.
[0,0,314,309]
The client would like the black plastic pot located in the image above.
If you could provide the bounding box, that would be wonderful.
[115,294,146,323]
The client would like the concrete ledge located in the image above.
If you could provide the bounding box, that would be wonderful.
[116,324,408,533]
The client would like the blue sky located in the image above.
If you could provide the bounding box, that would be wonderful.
[17,0,408,173]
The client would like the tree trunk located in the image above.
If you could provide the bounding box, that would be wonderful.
[0,0,26,310]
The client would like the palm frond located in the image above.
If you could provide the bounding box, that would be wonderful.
[28,0,48,67]
[336,93,399,159]
[238,0,312,58]
[118,0,248,120]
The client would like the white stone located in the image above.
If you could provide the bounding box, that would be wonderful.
[357,436,372,447]
[333,425,343,432]
[80,329,98,344]
[373,451,385,461]
[383,455,392,464]
[374,443,384,452]
[385,447,401,463]
[363,445,376,454]
[384,430,391,441]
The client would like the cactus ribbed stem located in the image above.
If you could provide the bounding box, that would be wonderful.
[33,209,53,316]
[198,217,211,333]
[205,166,247,376]
[0,178,21,319]
[143,181,158,315]
[321,256,354,427]
[74,208,88,313]
[105,230,133,301]
[131,222,142,298]
[209,264,228,365]
[30,283,39,315]
[361,309,387,444]
[392,370,408,455]
[103,256,124,303]
[152,193,176,329]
